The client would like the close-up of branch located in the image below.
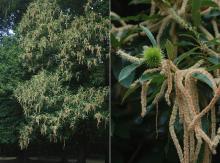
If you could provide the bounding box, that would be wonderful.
[111,0,220,163]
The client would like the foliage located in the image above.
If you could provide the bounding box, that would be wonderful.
[0,36,24,144]
[17,0,70,73]
[111,0,220,163]
[14,0,109,149]
[15,71,108,149]
[0,37,23,95]
[0,0,109,156]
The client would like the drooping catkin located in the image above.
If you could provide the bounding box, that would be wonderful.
[140,81,151,117]
[169,100,184,163]
[175,70,193,124]
[203,144,211,163]
[162,60,173,106]
[189,132,195,163]
[189,87,220,131]
[196,127,215,153]
[194,133,203,163]
[183,122,189,163]
[138,58,220,162]
[211,107,216,139]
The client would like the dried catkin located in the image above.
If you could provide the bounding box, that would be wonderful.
[189,87,220,131]
[175,70,193,124]
[196,127,214,153]
[169,100,184,163]
[140,81,150,117]
[183,122,189,163]
[162,60,173,106]
[189,132,195,163]
[194,133,203,162]
[211,107,216,139]
[138,57,220,163]
[203,144,211,163]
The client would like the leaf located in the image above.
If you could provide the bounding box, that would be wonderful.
[120,71,136,88]
[122,14,161,22]
[201,0,218,8]
[206,38,220,46]
[139,72,161,83]
[165,40,176,61]
[122,81,141,103]
[204,9,220,19]
[207,55,220,64]
[179,34,199,43]
[206,64,220,72]
[192,73,213,89]
[118,63,140,82]
[192,0,202,27]
[140,25,157,47]
[174,47,199,65]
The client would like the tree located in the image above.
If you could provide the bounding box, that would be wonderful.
[13,0,109,162]
[0,0,109,162]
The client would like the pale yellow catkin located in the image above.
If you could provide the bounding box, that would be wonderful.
[140,81,150,117]
[183,122,189,163]
[189,87,220,131]
[169,100,184,163]
[162,60,173,106]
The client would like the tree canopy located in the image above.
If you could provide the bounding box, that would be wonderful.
[0,0,109,159]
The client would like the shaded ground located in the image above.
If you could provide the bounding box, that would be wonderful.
[0,157,104,163]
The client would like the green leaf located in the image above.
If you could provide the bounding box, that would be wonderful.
[201,0,218,8]
[192,0,202,27]
[206,64,220,72]
[139,72,160,83]
[122,14,161,22]
[204,9,220,19]
[207,55,220,64]
[140,25,157,47]
[206,38,220,46]
[118,63,140,82]
[120,71,136,88]
[165,40,176,61]
[192,73,213,89]
[122,81,141,103]
[174,47,199,65]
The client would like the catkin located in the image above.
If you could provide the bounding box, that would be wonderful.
[162,60,173,106]
[169,100,184,163]
[140,81,151,117]
[139,57,220,163]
